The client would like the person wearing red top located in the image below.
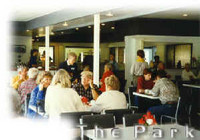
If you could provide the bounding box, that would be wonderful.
[137,69,154,93]
[136,69,161,112]
[100,63,114,92]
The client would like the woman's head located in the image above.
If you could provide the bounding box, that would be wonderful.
[104,63,113,72]
[105,75,120,91]
[155,70,167,80]
[143,69,152,81]
[51,69,71,88]
[137,50,145,58]
[81,71,93,86]
[36,71,53,87]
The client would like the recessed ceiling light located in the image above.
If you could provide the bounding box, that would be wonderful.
[88,26,91,28]
[101,23,105,26]
[26,30,30,32]
[61,32,64,34]
[111,26,115,30]
[106,12,113,17]
[76,28,79,30]
[39,28,44,32]
[63,22,68,26]
[183,14,188,17]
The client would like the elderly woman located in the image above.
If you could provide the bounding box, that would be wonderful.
[27,71,53,118]
[11,65,29,90]
[130,50,148,87]
[100,63,114,92]
[45,69,85,118]
[91,75,127,113]
[73,71,101,101]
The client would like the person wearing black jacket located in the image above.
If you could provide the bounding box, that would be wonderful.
[59,52,78,84]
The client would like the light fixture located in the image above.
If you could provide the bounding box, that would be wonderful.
[88,26,91,28]
[183,14,188,17]
[76,27,79,30]
[111,26,115,30]
[63,22,68,26]
[50,32,54,35]
[39,28,44,32]
[26,30,30,32]
[61,32,64,34]
[101,23,105,26]
[106,12,113,17]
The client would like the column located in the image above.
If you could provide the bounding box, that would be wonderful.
[93,14,100,86]
[45,26,50,71]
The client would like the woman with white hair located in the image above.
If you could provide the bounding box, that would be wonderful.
[90,75,127,113]
[45,69,85,118]
[18,68,39,113]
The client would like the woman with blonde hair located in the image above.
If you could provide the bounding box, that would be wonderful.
[91,75,127,113]
[45,69,85,118]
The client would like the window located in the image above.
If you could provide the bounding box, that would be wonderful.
[39,46,54,63]
[166,44,192,68]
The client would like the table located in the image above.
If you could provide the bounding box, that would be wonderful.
[84,124,200,140]
[133,92,159,99]
[182,84,200,89]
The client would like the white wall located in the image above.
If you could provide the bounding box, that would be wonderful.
[12,36,32,66]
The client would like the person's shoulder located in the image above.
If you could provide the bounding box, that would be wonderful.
[138,76,144,81]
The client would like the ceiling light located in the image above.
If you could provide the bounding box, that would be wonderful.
[61,32,64,34]
[63,22,68,26]
[111,26,115,30]
[26,30,30,32]
[76,28,79,30]
[39,28,44,32]
[183,14,188,17]
[101,23,105,26]
[106,12,113,17]
[88,26,91,28]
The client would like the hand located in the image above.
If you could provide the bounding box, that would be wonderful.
[89,79,94,89]
[39,84,44,91]
[138,89,145,93]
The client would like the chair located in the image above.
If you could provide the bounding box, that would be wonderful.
[123,113,144,127]
[24,93,31,116]
[128,86,138,110]
[60,111,92,127]
[105,109,133,124]
[80,114,115,130]
[160,97,181,124]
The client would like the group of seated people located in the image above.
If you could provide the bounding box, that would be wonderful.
[10,51,199,123]
[11,60,127,120]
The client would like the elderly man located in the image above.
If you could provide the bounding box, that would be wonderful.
[59,52,79,83]
[73,71,101,101]
[144,70,179,122]
[181,63,197,81]
[18,68,39,106]
[11,65,29,90]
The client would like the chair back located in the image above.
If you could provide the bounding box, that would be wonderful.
[105,109,133,124]
[123,113,144,127]
[60,111,92,127]
[24,93,31,116]
[128,87,137,109]
[81,114,115,130]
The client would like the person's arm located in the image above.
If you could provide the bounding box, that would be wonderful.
[137,77,144,93]
[90,81,101,100]
[89,95,104,113]
[144,81,160,96]
[190,71,197,79]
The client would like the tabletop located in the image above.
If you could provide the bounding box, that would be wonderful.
[182,84,200,89]
[133,92,160,99]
